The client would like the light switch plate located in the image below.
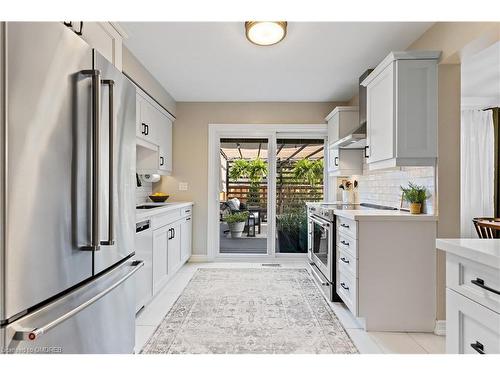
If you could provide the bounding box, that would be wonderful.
[179,182,188,191]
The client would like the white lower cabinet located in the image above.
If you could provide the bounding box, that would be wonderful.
[445,253,500,354]
[152,225,169,294]
[143,205,193,309]
[447,289,500,354]
[335,214,436,331]
[181,216,193,263]
[167,221,182,275]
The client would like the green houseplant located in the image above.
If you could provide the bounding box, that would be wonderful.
[223,211,249,238]
[229,158,267,207]
[276,206,308,253]
[400,182,428,214]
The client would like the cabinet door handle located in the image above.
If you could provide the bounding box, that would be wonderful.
[340,223,350,229]
[340,282,349,290]
[340,257,350,264]
[144,124,149,136]
[168,228,173,240]
[186,217,191,221]
[364,145,369,158]
[141,122,146,135]
[470,341,485,354]
[160,156,164,166]
[334,156,339,166]
[340,240,350,246]
[471,278,500,295]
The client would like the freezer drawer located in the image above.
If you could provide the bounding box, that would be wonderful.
[1,260,143,354]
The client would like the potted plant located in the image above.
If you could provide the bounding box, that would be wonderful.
[400,182,428,214]
[224,211,249,238]
[276,207,308,253]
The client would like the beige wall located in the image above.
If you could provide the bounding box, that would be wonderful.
[154,102,344,257]
[122,46,177,116]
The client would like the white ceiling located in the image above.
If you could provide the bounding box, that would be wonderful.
[461,41,500,107]
[122,22,433,102]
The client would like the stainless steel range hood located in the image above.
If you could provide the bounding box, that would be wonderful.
[331,69,373,150]
[331,123,366,149]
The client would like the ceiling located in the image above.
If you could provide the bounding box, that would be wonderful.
[461,41,500,106]
[122,22,433,102]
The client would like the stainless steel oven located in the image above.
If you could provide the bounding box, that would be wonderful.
[310,214,333,278]
[307,204,341,302]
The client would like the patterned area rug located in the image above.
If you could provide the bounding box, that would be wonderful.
[142,268,358,354]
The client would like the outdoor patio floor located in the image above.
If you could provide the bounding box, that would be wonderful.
[219,222,267,254]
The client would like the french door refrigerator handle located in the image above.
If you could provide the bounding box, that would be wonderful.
[101,79,115,246]
[81,69,101,251]
[12,261,144,342]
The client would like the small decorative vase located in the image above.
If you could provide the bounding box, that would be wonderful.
[342,190,355,204]
[409,203,422,214]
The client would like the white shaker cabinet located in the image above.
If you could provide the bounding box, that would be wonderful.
[136,88,174,176]
[181,216,193,263]
[361,51,441,170]
[327,144,363,176]
[326,106,359,143]
[326,106,363,176]
[69,22,126,70]
[436,239,500,354]
[152,225,169,294]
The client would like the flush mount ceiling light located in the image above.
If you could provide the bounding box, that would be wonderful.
[245,21,287,46]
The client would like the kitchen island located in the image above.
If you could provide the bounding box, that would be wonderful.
[436,239,500,354]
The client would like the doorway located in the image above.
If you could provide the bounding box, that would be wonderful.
[207,124,328,259]
[219,138,269,254]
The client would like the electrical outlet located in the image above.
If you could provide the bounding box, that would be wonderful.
[179,182,188,191]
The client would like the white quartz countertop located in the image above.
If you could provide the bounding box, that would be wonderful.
[333,209,438,222]
[306,201,437,221]
[136,202,193,220]
[436,238,500,269]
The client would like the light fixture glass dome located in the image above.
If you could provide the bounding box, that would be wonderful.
[245,21,287,46]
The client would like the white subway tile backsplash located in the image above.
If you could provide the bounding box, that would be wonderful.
[352,164,435,214]
[136,181,153,205]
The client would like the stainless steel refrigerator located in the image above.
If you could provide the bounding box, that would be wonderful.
[0,22,142,353]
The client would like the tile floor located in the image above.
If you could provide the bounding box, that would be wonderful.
[135,260,445,354]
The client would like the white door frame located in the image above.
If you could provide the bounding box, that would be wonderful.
[207,124,327,260]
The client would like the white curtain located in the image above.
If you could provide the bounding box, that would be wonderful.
[461,109,495,237]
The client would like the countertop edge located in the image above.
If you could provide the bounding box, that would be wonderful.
[333,209,438,222]
[436,239,500,268]
[136,202,194,220]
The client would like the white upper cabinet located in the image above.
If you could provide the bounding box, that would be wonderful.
[69,22,126,70]
[361,51,441,170]
[326,106,359,144]
[326,106,362,176]
[136,89,174,176]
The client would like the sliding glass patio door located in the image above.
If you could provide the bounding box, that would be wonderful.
[219,138,271,255]
[210,125,327,258]
[275,137,326,254]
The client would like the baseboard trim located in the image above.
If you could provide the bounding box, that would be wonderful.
[188,255,213,262]
[434,320,446,336]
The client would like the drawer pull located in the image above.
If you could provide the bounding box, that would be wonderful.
[340,223,350,229]
[470,341,485,354]
[340,257,350,264]
[340,240,350,246]
[471,278,500,295]
[340,282,349,290]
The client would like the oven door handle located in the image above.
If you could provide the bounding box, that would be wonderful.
[310,215,331,227]
[309,263,330,286]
